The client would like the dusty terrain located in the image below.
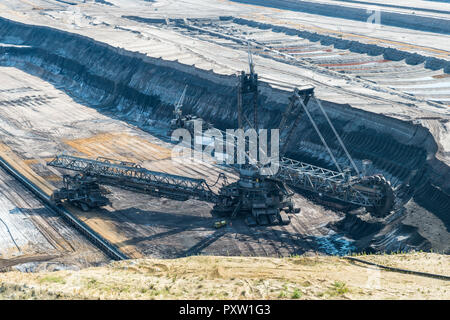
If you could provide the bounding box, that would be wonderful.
[0,252,448,300]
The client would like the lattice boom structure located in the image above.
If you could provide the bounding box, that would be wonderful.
[278,157,384,207]
[47,154,217,203]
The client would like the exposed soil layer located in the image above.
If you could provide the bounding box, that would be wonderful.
[330,214,431,253]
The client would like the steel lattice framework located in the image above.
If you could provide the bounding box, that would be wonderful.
[278,157,383,207]
[206,129,384,208]
[47,154,217,202]
[48,153,383,209]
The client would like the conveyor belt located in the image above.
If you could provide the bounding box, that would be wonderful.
[47,154,218,203]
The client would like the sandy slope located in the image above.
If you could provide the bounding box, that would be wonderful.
[0,252,448,299]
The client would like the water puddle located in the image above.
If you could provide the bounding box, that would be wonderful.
[313,234,356,256]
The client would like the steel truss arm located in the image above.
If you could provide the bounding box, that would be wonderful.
[48,155,218,203]
[278,157,383,207]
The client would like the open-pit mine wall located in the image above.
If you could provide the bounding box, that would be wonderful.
[0,17,448,231]
[231,0,450,35]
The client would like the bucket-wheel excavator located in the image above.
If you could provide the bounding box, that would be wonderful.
[48,46,394,225]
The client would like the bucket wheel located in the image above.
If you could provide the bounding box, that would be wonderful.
[361,175,395,218]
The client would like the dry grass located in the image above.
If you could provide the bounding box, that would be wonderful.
[0,252,448,300]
